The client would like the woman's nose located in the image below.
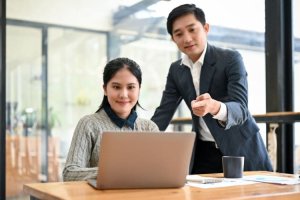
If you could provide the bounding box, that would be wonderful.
[119,89,128,98]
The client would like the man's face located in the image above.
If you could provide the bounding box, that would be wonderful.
[171,13,209,62]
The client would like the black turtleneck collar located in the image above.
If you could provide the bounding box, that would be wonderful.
[104,105,137,129]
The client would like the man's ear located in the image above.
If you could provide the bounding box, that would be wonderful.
[204,23,210,34]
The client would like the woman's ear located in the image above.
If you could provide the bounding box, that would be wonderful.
[103,85,107,95]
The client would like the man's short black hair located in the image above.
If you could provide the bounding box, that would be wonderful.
[167,4,206,36]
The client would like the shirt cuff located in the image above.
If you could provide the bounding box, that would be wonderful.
[213,102,227,121]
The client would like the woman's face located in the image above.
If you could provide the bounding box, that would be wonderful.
[104,67,140,119]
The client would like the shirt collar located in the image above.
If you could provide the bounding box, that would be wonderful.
[180,43,207,68]
[104,105,137,129]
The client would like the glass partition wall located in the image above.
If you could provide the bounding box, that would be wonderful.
[6,23,107,198]
[119,37,178,120]
[6,25,43,197]
[48,28,107,163]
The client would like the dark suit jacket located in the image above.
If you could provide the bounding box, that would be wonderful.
[151,44,273,171]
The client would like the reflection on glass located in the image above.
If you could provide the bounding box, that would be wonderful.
[6,25,42,197]
[119,38,178,119]
[48,28,107,173]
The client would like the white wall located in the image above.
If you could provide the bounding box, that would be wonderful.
[7,0,118,30]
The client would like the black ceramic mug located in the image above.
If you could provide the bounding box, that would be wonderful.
[222,156,244,178]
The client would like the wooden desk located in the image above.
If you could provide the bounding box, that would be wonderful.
[24,171,300,200]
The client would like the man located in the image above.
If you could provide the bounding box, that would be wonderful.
[151,4,273,174]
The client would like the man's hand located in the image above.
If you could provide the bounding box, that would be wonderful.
[191,93,221,117]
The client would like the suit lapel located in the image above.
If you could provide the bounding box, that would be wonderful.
[200,45,225,145]
[200,44,216,94]
[178,64,197,103]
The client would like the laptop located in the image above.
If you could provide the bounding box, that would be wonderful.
[87,131,195,189]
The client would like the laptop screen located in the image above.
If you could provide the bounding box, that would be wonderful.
[94,131,195,189]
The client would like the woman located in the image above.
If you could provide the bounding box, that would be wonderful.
[63,57,159,181]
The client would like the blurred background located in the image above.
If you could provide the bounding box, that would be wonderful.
[2,0,300,199]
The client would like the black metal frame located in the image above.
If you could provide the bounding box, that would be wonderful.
[41,27,49,181]
[0,0,5,198]
[265,0,294,173]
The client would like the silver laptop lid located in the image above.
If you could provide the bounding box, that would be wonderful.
[96,131,195,189]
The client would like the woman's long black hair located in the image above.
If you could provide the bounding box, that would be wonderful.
[95,57,142,113]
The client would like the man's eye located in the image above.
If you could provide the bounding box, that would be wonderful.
[128,86,135,90]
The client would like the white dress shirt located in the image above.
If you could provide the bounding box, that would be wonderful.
[181,44,227,142]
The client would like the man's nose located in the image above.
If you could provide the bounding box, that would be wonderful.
[183,33,192,43]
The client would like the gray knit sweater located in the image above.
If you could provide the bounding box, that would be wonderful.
[62,109,159,181]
